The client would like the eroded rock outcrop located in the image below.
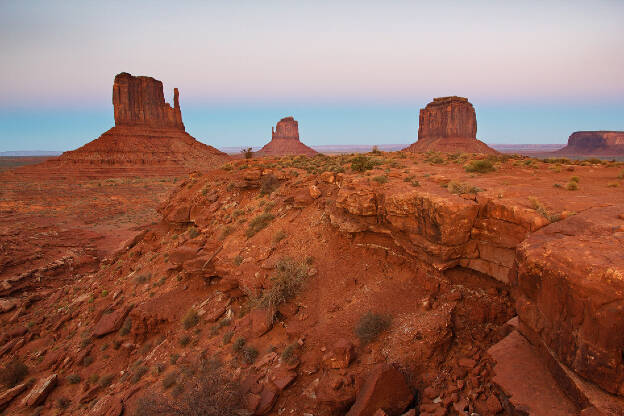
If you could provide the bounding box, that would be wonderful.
[555,131,624,156]
[256,117,317,157]
[44,72,229,174]
[403,97,496,154]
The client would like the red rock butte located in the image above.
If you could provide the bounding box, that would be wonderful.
[403,96,497,154]
[255,117,317,157]
[554,131,624,156]
[39,72,229,176]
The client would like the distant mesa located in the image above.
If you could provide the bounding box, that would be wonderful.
[403,96,497,154]
[255,117,317,157]
[554,131,624,156]
[44,72,229,175]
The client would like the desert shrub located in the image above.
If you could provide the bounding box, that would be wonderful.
[241,346,258,364]
[350,155,379,172]
[163,371,177,389]
[99,374,114,387]
[135,362,243,416]
[273,230,287,244]
[281,343,299,364]
[404,175,420,187]
[233,255,243,266]
[119,318,132,336]
[607,182,620,188]
[618,170,624,179]
[0,359,28,388]
[132,366,148,384]
[67,374,81,384]
[464,159,495,173]
[222,330,234,345]
[566,181,578,191]
[232,337,246,353]
[241,147,253,159]
[528,197,561,222]
[372,175,388,184]
[82,355,94,367]
[425,152,444,165]
[260,174,280,196]
[56,397,71,409]
[255,257,308,315]
[170,353,180,365]
[570,176,580,183]
[354,311,391,344]
[219,226,234,240]
[447,181,482,194]
[179,335,191,347]
[188,226,199,239]
[89,374,100,384]
[371,145,381,154]
[182,309,199,330]
[246,213,275,238]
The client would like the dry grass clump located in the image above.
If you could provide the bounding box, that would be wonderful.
[354,311,391,344]
[281,343,300,364]
[246,213,275,238]
[464,159,495,173]
[255,257,309,315]
[351,155,380,172]
[0,359,28,388]
[182,309,199,330]
[136,362,244,416]
[528,197,561,223]
[372,175,388,184]
[447,181,481,195]
[566,181,579,191]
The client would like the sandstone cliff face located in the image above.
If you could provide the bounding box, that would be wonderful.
[256,116,317,157]
[556,131,624,156]
[418,96,477,140]
[112,72,184,130]
[404,97,496,154]
[49,72,229,173]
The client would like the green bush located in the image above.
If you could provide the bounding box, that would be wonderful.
[566,181,578,191]
[350,155,379,172]
[354,311,391,344]
[464,159,495,173]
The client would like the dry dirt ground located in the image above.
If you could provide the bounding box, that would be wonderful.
[0,152,623,416]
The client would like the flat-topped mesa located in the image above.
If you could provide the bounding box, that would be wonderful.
[272,117,299,141]
[112,72,184,130]
[555,131,624,156]
[256,116,317,157]
[404,96,496,154]
[418,96,477,140]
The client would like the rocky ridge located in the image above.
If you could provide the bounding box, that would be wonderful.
[555,131,624,156]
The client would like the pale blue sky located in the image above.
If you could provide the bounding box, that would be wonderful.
[1,1,623,151]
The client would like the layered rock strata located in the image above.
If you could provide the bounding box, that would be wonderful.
[555,131,624,156]
[256,117,317,157]
[403,97,497,154]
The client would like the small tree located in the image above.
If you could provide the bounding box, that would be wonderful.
[241,147,253,159]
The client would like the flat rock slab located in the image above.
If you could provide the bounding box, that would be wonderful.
[488,331,578,416]
[21,374,57,407]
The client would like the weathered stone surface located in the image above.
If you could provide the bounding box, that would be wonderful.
[0,298,17,313]
[346,364,412,416]
[256,117,317,157]
[323,338,355,369]
[113,72,183,129]
[90,394,124,416]
[21,374,57,407]
[0,383,26,409]
[512,206,624,396]
[418,96,477,140]
[93,306,131,337]
[556,131,624,156]
[403,96,496,154]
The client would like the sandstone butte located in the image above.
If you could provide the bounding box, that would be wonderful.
[554,131,624,156]
[38,72,229,176]
[255,116,318,157]
[403,96,498,154]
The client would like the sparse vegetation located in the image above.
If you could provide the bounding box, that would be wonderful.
[354,311,391,344]
[241,147,253,159]
[528,196,561,223]
[99,374,114,387]
[222,330,234,345]
[281,343,299,364]
[566,181,579,191]
[233,255,243,266]
[219,225,234,240]
[182,309,199,330]
[372,175,388,184]
[464,159,495,173]
[350,155,379,172]
[273,230,287,243]
[135,362,243,416]
[131,366,148,384]
[371,145,381,154]
[179,335,191,347]
[241,345,258,364]
[119,318,132,336]
[260,174,280,196]
[163,372,177,389]
[246,213,275,238]
[253,257,309,316]
[67,374,81,384]
[447,181,482,194]
[0,359,28,388]
[232,337,246,353]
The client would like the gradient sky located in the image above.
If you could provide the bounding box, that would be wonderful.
[1,0,623,151]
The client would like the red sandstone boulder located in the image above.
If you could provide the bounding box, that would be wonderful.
[512,205,624,396]
[21,374,57,407]
[256,117,317,157]
[323,338,355,369]
[0,383,27,409]
[93,306,131,337]
[346,364,413,416]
